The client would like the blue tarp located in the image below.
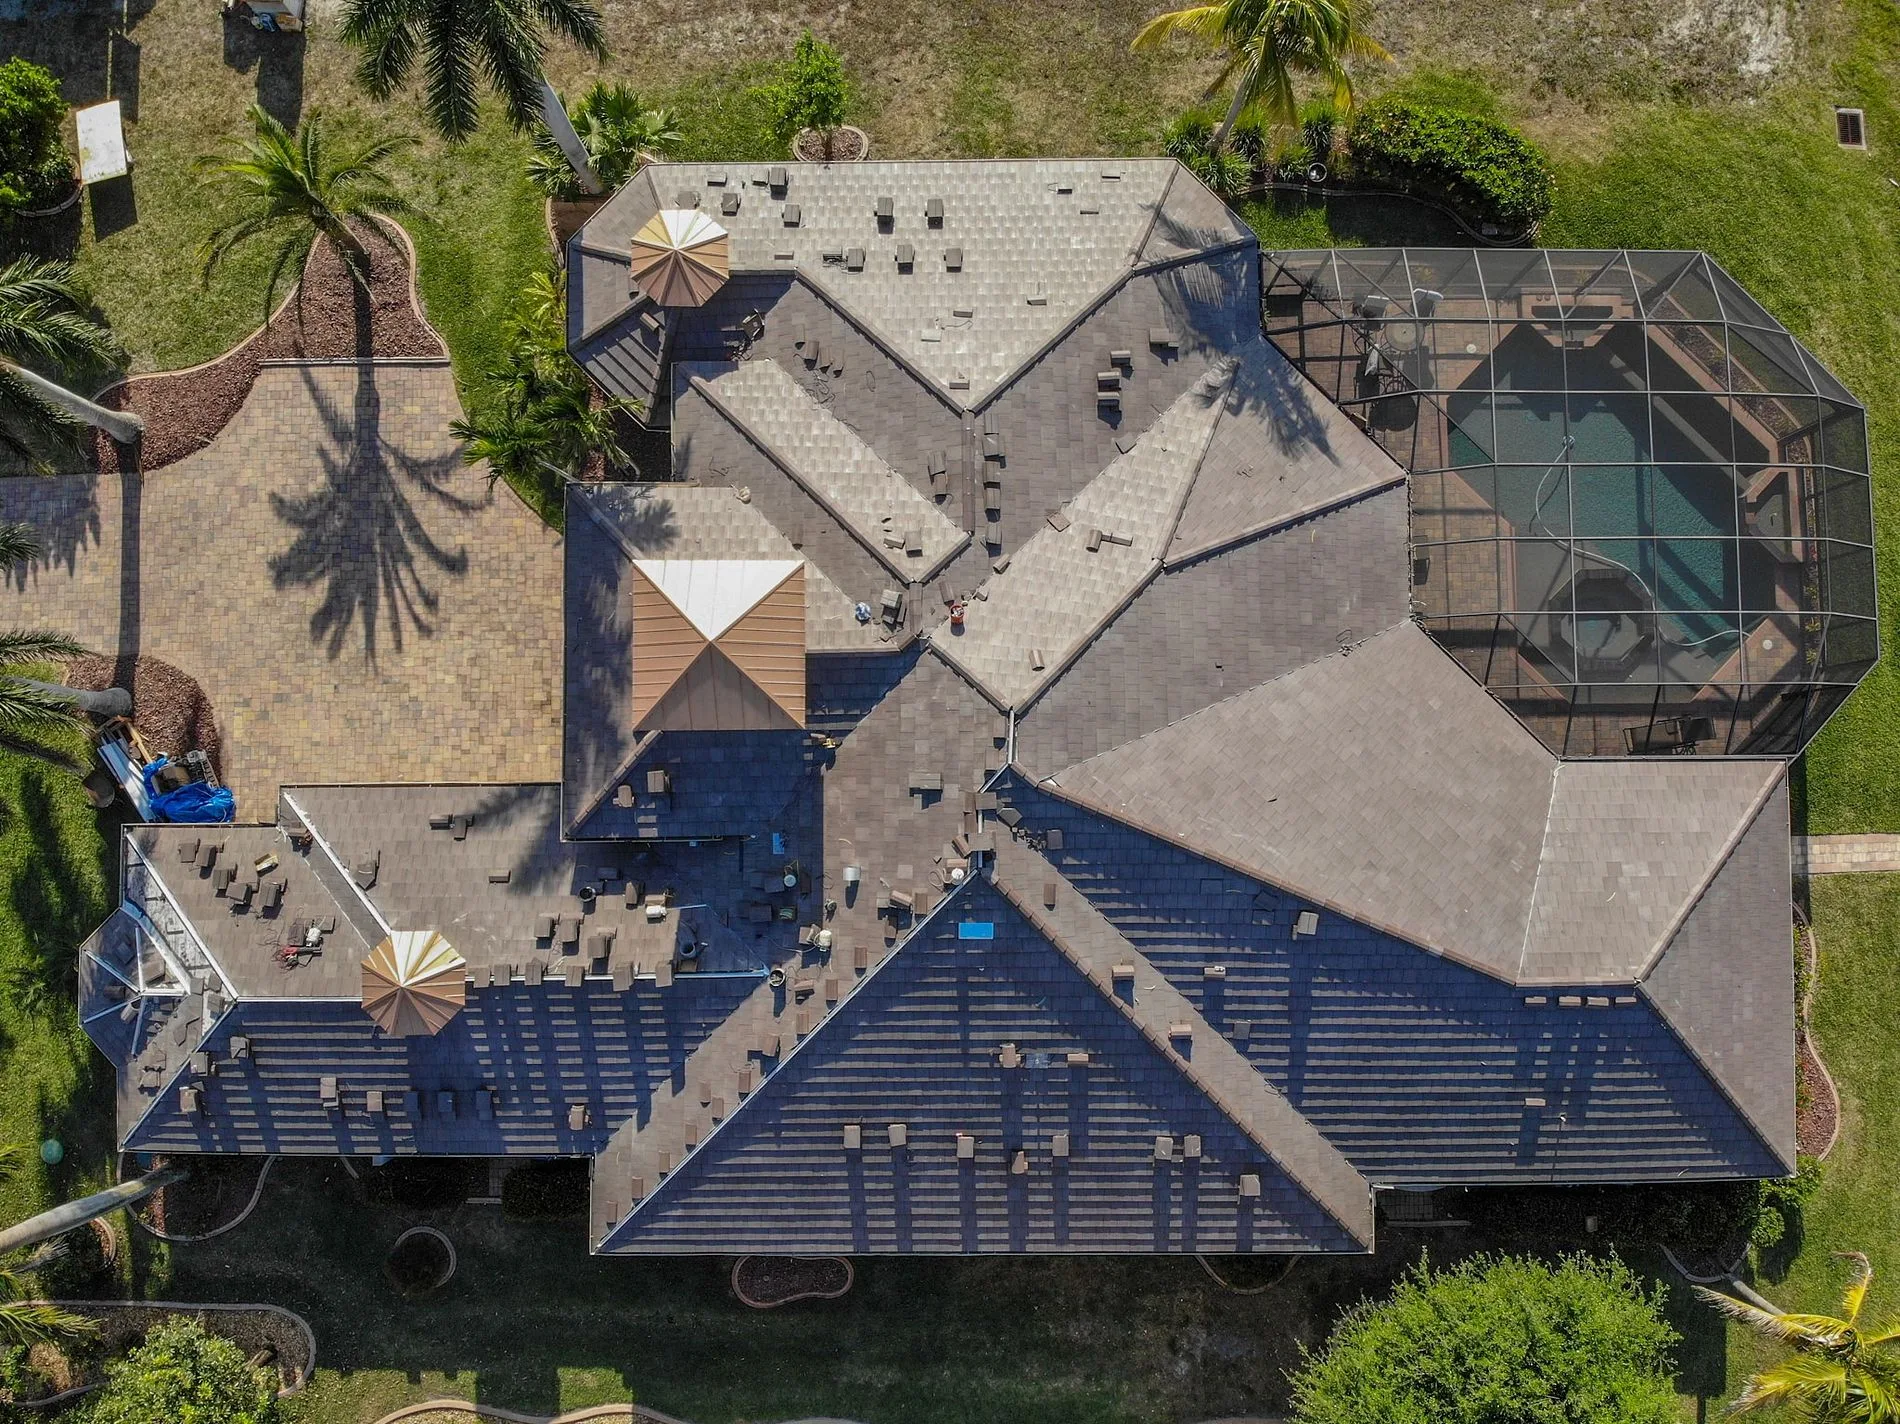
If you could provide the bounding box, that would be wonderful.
[142,757,236,824]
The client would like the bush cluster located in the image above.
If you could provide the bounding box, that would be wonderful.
[1345,99,1554,229]
[0,58,72,213]
[1290,1253,1679,1424]
[85,1317,275,1424]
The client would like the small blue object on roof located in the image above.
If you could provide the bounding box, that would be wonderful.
[142,757,236,824]
[957,921,995,940]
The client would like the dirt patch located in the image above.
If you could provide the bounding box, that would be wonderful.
[91,219,445,475]
[134,1155,271,1239]
[731,1254,854,1308]
[60,653,223,779]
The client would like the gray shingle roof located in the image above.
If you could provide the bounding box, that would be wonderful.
[1640,775,1797,1169]
[932,360,1234,708]
[1522,759,1788,984]
[1015,485,1411,780]
[571,160,1249,404]
[1047,623,1558,972]
[1165,339,1406,564]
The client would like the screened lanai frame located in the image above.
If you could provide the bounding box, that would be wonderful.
[1261,247,1878,758]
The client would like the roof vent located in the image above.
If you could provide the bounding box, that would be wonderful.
[925,197,944,225]
[1153,1134,1174,1161]
[956,1131,976,1160]
[895,242,915,270]
[875,195,894,226]
[943,247,963,272]
[888,1122,908,1148]
[843,1123,862,1150]
[1051,1129,1070,1158]
[1293,910,1320,937]
[1238,1172,1261,1199]
[766,165,788,192]
[1010,1149,1029,1175]
[782,203,801,227]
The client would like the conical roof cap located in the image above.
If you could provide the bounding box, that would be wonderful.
[361,930,467,1036]
[629,208,730,307]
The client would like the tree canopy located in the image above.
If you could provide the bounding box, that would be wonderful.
[1289,1253,1681,1424]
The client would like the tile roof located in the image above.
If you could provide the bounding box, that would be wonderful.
[1640,775,1797,1169]
[997,778,1789,1181]
[1165,339,1406,564]
[988,840,1371,1244]
[599,879,1366,1254]
[1047,623,1558,971]
[286,784,814,977]
[688,359,969,579]
[81,163,1813,1251]
[1522,758,1788,984]
[124,976,759,1157]
[1014,486,1411,779]
[126,825,373,999]
[931,361,1232,708]
[571,160,1249,403]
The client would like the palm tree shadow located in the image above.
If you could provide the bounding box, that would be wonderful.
[266,364,484,661]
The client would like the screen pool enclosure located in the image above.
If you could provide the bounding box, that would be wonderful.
[1263,248,1876,758]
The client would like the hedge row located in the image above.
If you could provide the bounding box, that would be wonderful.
[1345,99,1555,230]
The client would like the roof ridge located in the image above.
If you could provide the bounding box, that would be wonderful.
[1514,760,1567,983]
[1635,761,1789,982]
[1128,162,1180,270]
[686,369,972,586]
[596,874,983,1248]
[1162,475,1408,569]
[1038,623,1410,788]
[987,840,1372,1247]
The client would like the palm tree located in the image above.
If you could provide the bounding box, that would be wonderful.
[1131,0,1388,155]
[198,105,416,306]
[528,83,682,201]
[0,258,141,464]
[1700,1252,1900,1419]
[340,0,609,192]
[0,1145,97,1348]
[452,269,633,488]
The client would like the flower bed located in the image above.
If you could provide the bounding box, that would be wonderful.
[385,1227,457,1296]
[792,125,868,162]
[0,1301,314,1406]
[730,1254,853,1308]
[128,1154,273,1240]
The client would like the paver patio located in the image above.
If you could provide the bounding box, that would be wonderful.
[0,360,564,813]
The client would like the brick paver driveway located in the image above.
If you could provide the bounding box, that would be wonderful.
[0,361,564,814]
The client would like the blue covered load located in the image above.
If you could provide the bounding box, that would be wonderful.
[142,757,235,824]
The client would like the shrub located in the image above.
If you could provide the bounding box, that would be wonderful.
[1752,1156,1823,1250]
[1290,1253,1680,1424]
[771,30,850,155]
[531,83,683,201]
[86,1317,275,1424]
[502,1159,590,1219]
[1161,107,1255,198]
[0,58,71,212]
[1346,99,1554,229]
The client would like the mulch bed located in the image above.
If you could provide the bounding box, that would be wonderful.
[92,218,444,475]
[60,653,223,781]
[133,1154,269,1239]
[1795,917,1840,1158]
[730,1254,853,1308]
[384,1229,455,1296]
[793,125,868,162]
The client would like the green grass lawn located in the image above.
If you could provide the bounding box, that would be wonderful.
[0,740,120,1229]
[1724,874,1900,1397]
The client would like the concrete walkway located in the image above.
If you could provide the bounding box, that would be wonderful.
[1796,835,1900,875]
[0,362,564,814]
